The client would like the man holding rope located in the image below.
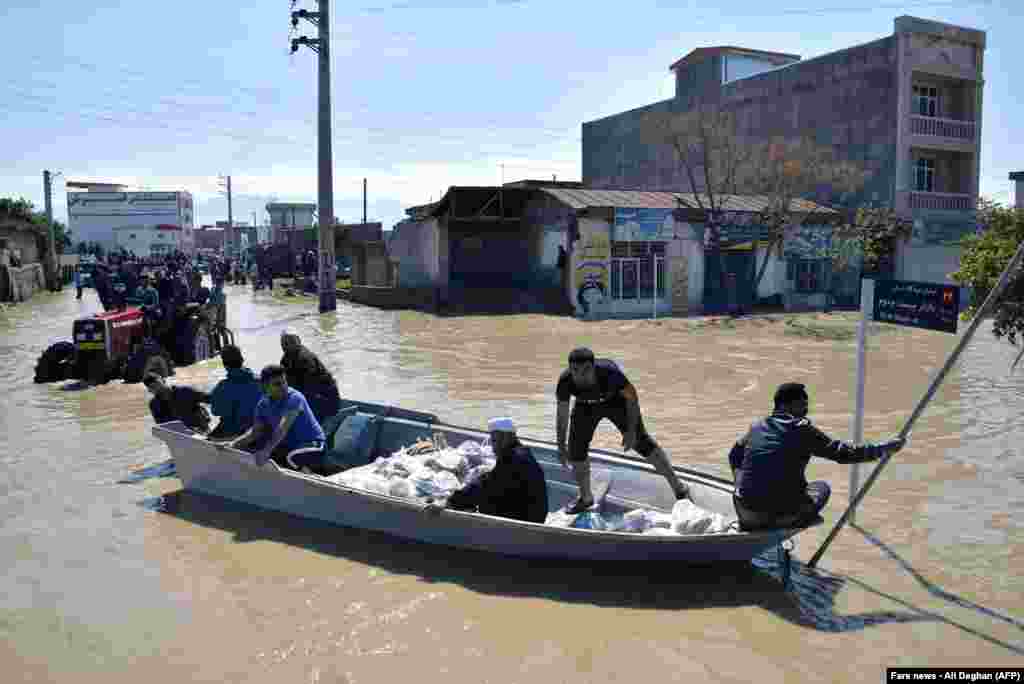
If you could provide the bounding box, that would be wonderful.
[728,382,905,531]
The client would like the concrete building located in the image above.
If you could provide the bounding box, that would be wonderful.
[66,183,196,254]
[266,202,316,245]
[0,214,46,302]
[1011,172,1024,210]
[112,225,189,257]
[582,16,985,294]
[194,226,225,252]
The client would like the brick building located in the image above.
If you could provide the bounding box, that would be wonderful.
[582,15,986,296]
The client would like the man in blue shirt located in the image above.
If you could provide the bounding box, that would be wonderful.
[223,364,326,474]
[207,345,264,440]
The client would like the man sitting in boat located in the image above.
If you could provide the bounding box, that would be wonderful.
[728,382,906,531]
[144,372,212,435]
[279,330,342,424]
[555,347,689,514]
[423,417,548,524]
[222,364,327,474]
[207,345,264,441]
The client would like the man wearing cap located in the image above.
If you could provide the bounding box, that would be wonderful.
[280,330,342,423]
[555,347,689,514]
[207,345,265,440]
[728,382,906,530]
[424,418,549,524]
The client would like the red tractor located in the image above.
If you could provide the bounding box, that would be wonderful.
[33,305,233,385]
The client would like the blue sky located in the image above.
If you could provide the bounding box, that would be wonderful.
[1,0,1020,237]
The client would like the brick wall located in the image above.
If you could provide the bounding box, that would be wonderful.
[583,36,900,209]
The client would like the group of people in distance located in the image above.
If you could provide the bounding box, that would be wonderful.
[146,340,906,531]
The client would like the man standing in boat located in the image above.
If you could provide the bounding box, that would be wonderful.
[555,347,689,513]
[279,330,342,424]
[423,417,549,523]
[728,382,905,530]
[222,364,327,474]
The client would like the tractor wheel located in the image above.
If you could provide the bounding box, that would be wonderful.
[34,341,75,383]
[87,356,112,385]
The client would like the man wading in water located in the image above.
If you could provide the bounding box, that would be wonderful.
[555,347,689,513]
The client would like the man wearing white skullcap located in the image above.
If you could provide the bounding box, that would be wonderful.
[424,417,548,523]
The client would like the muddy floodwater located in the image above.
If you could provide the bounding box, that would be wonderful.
[2,284,1022,683]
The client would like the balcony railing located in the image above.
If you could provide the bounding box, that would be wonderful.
[910,115,976,141]
[909,191,974,211]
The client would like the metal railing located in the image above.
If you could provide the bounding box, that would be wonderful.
[908,191,974,211]
[910,115,976,140]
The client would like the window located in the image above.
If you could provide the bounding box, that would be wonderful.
[793,259,828,294]
[610,242,666,300]
[129,233,136,239]
[914,157,935,192]
[913,85,940,118]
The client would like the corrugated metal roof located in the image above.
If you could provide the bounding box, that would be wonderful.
[539,187,834,214]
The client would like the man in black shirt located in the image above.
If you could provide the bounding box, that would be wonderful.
[144,372,212,434]
[423,417,549,523]
[728,382,905,530]
[555,347,689,513]
[280,330,341,423]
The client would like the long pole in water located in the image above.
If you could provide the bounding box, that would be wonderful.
[808,239,1024,568]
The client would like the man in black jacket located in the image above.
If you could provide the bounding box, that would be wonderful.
[423,417,549,524]
[144,372,212,434]
[279,329,341,423]
[728,382,905,530]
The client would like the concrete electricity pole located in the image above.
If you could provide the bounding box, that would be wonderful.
[218,175,234,254]
[42,170,62,291]
[291,0,336,313]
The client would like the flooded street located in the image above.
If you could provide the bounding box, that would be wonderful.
[2,284,1022,683]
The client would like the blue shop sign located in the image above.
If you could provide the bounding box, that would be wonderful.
[614,208,676,242]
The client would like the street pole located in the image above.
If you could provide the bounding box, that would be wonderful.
[292,0,336,313]
[227,175,233,253]
[363,178,367,224]
[42,170,60,291]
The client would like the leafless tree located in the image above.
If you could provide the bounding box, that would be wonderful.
[641,105,869,310]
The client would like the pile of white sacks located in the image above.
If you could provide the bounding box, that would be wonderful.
[329,439,494,500]
[545,500,738,535]
[329,438,738,536]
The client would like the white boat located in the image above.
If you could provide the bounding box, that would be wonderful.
[152,400,820,563]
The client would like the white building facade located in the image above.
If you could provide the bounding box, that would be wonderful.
[67,190,196,255]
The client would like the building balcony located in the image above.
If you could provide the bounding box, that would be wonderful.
[908,191,974,211]
[910,115,976,142]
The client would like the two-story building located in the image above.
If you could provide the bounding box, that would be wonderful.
[66,182,196,256]
[582,15,985,303]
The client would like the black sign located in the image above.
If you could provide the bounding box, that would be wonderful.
[872,278,959,334]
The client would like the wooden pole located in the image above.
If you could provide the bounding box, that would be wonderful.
[808,239,1024,568]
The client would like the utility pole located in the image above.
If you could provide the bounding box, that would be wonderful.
[42,170,61,291]
[363,178,367,224]
[292,0,336,313]
[218,175,234,255]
